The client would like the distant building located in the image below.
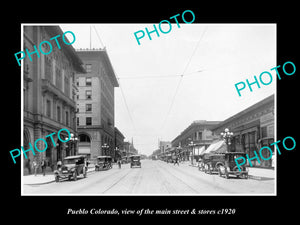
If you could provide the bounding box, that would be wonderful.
[75,49,119,160]
[124,141,138,156]
[115,127,125,160]
[159,141,171,154]
[23,26,85,173]
[171,120,221,161]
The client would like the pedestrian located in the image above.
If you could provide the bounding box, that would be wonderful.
[118,159,121,169]
[26,158,31,175]
[32,159,38,176]
[41,157,47,176]
[174,156,179,166]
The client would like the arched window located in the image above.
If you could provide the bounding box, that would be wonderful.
[79,134,91,142]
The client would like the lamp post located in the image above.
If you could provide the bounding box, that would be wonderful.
[188,138,196,165]
[102,143,109,156]
[65,133,78,156]
[115,146,119,161]
[220,128,234,152]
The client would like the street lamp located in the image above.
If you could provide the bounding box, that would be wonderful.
[188,138,196,165]
[65,133,78,156]
[102,143,109,156]
[220,128,234,152]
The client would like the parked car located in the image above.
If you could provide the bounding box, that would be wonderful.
[130,155,141,168]
[54,155,88,182]
[203,153,225,174]
[95,156,112,171]
[218,152,249,179]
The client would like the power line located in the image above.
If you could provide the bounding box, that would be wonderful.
[158,27,208,135]
[93,25,105,48]
[117,70,205,79]
[117,78,137,133]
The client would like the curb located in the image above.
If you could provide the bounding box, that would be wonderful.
[24,169,96,185]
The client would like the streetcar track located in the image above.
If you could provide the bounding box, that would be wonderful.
[67,169,130,194]
[159,161,235,193]
[129,168,144,194]
[101,169,134,194]
[156,163,199,193]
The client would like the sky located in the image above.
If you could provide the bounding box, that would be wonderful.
[61,24,276,156]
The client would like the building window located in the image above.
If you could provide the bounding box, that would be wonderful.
[64,75,70,97]
[86,90,92,99]
[86,77,92,86]
[66,111,69,126]
[55,67,62,90]
[77,117,79,126]
[86,117,92,125]
[76,78,79,86]
[45,56,52,82]
[85,64,92,73]
[261,127,268,138]
[79,134,91,142]
[57,106,61,122]
[46,100,51,117]
[86,104,92,112]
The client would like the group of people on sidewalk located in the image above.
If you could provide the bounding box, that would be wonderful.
[24,158,48,176]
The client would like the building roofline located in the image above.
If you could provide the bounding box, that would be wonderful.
[75,48,119,87]
[211,94,275,131]
[171,120,221,143]
[44,26,86,73]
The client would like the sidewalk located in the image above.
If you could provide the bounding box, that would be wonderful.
[23,164,96,185]
[248,167,275,180]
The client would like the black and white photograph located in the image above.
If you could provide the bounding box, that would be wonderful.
[20,23,276,195]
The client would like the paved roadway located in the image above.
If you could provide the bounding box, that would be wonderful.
[23,159,275,195]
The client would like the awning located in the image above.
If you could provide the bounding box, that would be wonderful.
[201,140,227,155]
[198,146,206,155]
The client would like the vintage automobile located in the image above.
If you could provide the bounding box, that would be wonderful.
[130,155,141,168]
[95,156,112,171]
[218,152,249,179]
[203,153,225,174]
[54,155,87,182]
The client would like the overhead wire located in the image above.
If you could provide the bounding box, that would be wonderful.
[92,25,136,134]
[158,26,208,136]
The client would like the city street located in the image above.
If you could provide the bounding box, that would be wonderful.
[23,159,275,195]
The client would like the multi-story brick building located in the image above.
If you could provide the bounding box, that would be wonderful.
[23,26,85,173]
[75,49,119,160]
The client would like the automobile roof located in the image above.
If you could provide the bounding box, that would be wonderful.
[64,155,86,160]
[129,154,140,157]
[97,156,112,158]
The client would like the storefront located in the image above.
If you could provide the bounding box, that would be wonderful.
[212,95,274,168]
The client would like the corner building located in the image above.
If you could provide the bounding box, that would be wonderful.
[76,49,119,160]
[23,26,85,173]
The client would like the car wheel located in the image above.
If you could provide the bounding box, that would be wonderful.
[55,175,59,182]
[73,172,77,181]
[225,170,229,179]
[218,168,222,177]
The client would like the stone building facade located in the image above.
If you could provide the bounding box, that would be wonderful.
[75,49,119,160]
[23,26,85,173]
